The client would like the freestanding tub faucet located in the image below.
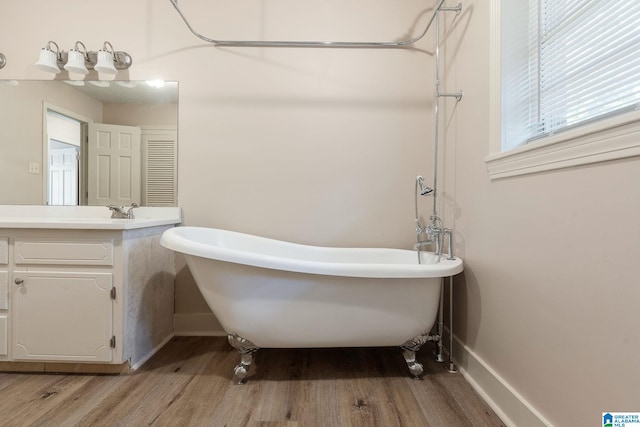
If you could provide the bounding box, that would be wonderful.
[414,176,456,262]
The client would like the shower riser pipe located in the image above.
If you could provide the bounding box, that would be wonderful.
[430,6,461,374]
[430,6,463,221]
[432,11,441,219]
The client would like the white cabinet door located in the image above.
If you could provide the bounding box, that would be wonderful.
[12,271,113,362]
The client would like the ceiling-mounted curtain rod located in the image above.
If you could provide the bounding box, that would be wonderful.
[169,0,449,48]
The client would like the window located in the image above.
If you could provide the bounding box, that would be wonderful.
[528,0,640,142]
[486,0,640,179]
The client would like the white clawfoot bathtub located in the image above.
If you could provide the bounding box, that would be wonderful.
[161,226,463,382]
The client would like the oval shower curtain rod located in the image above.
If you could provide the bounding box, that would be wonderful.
[169,0,456,48]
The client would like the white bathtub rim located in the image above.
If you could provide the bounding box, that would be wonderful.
[161,226,463,279]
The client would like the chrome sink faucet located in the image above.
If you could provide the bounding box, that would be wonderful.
[107,203,138,219]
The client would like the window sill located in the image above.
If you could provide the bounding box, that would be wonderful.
[485,110,640,180]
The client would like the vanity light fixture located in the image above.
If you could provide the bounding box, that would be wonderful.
[64,41,90,75]
[94,42,118,76]
[0,53,6,69]
[34,40,133,78]
[34,41,62,73]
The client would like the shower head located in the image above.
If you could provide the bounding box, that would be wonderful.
[416,175,433,196]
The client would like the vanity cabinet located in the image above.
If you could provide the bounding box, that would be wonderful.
[0,225,176,372]
[0,237,8,356]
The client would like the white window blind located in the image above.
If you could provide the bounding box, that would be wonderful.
[526,0,640,142]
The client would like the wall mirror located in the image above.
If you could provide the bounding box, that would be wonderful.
[0,80,178,207]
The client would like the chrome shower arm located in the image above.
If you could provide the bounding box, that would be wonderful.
[169,0,447,48]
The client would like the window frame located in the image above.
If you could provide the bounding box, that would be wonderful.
[486,0,640,180]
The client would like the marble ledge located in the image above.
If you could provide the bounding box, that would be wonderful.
[0,205,181,230]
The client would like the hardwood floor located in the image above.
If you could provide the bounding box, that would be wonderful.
[0,337,504,426]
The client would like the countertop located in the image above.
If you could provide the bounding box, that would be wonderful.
[0,206,181,230]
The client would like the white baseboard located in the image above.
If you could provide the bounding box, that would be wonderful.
[131,333,174,371]
[173,312,227,337]
[448,331,552,427]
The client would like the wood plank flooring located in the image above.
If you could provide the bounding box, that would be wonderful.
[0,337,504,427]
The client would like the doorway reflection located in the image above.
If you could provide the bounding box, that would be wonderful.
[46,110,84,206]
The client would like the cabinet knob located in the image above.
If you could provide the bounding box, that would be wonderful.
[14,278,24,286]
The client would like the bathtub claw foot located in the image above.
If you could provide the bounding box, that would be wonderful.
[233,356,253,384]
[401,334,433,379]
[402,349,425,379]
[228,333,260,384]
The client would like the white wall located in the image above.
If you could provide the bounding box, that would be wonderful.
[441,2,640,426]
[2,1,638,426]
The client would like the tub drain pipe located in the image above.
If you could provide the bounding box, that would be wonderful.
[435,278,446,363]
[448,274,457,373]
[435,275,457,372]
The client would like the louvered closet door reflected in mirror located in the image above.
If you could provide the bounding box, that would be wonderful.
[141,127,178,206]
